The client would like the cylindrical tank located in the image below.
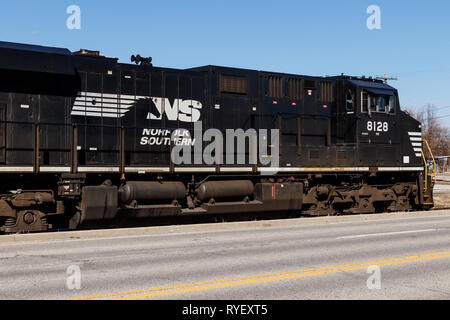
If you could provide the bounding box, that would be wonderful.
[196,180,254,202]
[119,181,186,204]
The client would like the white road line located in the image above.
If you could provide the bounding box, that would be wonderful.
[336,228,437,240]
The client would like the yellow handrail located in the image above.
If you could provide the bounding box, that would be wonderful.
[421,138,437,188]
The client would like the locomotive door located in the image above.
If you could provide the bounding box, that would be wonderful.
[0,103,5,163]
[338,88,358,144]
[303,87,316,115]
[302,83,328,147]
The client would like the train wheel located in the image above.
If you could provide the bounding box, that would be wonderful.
[1,210,48,233]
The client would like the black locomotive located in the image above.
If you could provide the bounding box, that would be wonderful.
[0,41,434,233]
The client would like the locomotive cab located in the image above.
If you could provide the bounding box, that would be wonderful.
[355,79,398,146]
[332,76,425,169]
[334,78,401,166]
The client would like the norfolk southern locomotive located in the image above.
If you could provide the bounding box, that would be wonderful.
[0,41,434,234]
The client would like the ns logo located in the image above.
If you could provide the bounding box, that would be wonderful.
[71,92,202,123]
[148,98,202,123]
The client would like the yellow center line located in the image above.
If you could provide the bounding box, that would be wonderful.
[68,250,450,300]
[115,253,450,300]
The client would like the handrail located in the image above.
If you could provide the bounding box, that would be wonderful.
[420,149,428,192]
[422,138,437,188]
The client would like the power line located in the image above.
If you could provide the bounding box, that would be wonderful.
[414,114,450,122]
[415,114,450,121]
[414,113,450,123]
[406,105,450,121]
[433,113,450,120]
[434,105,450,111]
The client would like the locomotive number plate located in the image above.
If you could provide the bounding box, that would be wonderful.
[366,121,388,132]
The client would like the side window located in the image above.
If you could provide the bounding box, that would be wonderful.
[362,91,368,112]
[345,89,354,111]
[388,95,395,113]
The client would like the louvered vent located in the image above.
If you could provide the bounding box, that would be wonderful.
[267,76,283,98]
[220,75,247,94]
[287,78,302,100]
[320,82,334,102]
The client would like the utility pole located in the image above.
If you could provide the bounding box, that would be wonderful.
[376,73,398,84]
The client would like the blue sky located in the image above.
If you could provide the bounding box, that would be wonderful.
[1,0,449,126]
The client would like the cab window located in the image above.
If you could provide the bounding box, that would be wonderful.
[362,91,368,112]
[378,97,386,112]
[345,89,355,111]
[388,95,395,113]
[361,90,395,114]
[369,96,377,112]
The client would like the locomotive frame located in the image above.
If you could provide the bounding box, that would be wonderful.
[0,41,435,233]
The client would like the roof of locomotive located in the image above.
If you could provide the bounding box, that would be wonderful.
[0,41,72,55]
[187,65,396,90]
[0,41,398,91]
[0,40,75,75]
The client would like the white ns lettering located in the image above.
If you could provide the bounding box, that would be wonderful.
[148,98,202,123]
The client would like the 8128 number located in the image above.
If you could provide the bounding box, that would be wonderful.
[367,121,388,132]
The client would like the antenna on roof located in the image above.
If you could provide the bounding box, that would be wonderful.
[376,73,398,84]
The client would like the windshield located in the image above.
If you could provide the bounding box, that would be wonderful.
[362,90,395,114]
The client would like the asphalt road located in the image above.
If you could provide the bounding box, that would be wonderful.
[1,210,450,300]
